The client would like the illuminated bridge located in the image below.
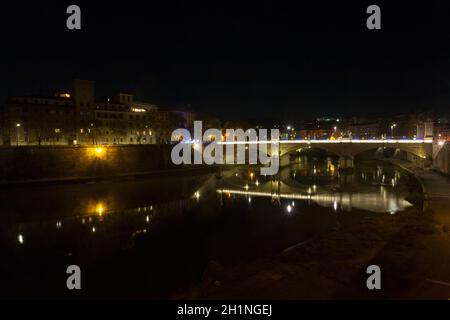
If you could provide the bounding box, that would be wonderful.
[220,138,437,169]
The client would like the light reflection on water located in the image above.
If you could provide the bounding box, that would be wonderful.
[219,157,413,214]
[1,160,414,247]
[0,159,419,298]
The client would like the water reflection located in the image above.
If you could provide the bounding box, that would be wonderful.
[0,158,419,298]
[217,159,412,214]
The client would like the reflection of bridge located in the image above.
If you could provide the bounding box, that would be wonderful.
[220,139,435,169]
[216,168,413,213]
[216,187,412,213]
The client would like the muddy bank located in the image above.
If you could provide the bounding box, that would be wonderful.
[175,160,446,299]
[177,204,448,299]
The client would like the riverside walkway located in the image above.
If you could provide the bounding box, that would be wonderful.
[389,160,450,298]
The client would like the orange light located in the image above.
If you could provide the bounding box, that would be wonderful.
[96,204,104,216]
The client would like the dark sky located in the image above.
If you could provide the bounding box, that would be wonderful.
[2,0,450,120]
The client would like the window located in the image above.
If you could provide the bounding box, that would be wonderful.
[55,128,61,133]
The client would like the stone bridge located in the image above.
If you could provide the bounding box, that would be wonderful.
[277,139,435,169]
[219,138,436,169]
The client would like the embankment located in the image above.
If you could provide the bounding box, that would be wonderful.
[0,145,179,184]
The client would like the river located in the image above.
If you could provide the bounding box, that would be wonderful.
[0,156,421,298]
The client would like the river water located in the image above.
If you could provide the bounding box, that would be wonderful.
[0,156,419,298]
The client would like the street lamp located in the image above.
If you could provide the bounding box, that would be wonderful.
[390,123,396,138]
[16,123,21,146]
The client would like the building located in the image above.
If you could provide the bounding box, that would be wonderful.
[416,120,434,139]
[0,94,75,146]
[347,121,380,139]
[0,80,195,146]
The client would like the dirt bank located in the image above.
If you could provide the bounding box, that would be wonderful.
[177,160,450,299]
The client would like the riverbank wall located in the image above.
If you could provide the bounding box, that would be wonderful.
[433,142,450,175]
[0,145,177,183]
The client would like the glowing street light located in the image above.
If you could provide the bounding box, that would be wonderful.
[390,123,397,138]
[16,123,21,146]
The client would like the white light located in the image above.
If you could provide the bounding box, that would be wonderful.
[248,197,252,203]
[131,107,146,113]
[18,234,24,244]
[286,205,292,213]
[92,227,96,233]
[146,215,150,223]
[218,139,432,145]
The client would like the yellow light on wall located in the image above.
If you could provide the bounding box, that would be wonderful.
[87,146,107,159]
[96,203,104,216]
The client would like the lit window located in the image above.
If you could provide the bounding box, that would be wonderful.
[54,128,61,133]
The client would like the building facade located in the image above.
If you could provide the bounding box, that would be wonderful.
[0,80,194,146]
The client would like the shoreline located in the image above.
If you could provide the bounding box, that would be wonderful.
[0,165,223,187]
[178,160,450,300]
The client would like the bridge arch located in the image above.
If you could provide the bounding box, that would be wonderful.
[279,141,432,169]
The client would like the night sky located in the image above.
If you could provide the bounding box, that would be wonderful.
[2,0,450,120]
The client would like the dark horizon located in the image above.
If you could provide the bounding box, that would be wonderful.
[3,0,450,121]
